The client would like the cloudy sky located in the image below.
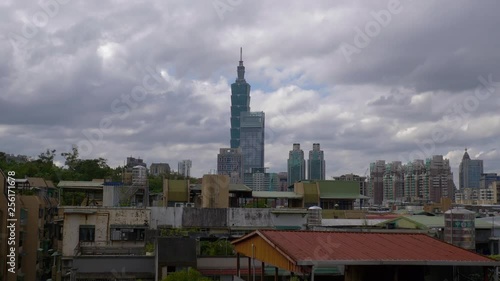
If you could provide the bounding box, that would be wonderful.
[1,0,500,182]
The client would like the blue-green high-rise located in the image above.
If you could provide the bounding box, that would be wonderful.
[288,143,306,186]
[459,149,483,189]
[308,143,325,180]
[230,48,251,148]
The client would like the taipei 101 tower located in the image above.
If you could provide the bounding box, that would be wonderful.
[230,48,251,149]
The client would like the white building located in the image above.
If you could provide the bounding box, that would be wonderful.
[178,160,192,177]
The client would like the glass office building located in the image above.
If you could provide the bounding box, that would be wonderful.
[459,149,483,189]
[287,143,306,186]
[240,111,265,173]
[230,48,251,149]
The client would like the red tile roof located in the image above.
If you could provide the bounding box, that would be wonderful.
[238,230,498,266]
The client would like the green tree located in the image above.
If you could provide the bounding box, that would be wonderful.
[61,145,80,170]
[148,175,163,193]
[200,240,234,256]
[59,146,113,181]
[162,268,211,281]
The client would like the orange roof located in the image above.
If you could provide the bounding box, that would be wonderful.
[233,230,498,267]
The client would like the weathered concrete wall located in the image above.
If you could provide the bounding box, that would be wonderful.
[62,207,150,257]
[62,213,88,257]
[227,208,272,227]
[102,186,120,207]
[73,256,155,274]
[202,175,230,208]
[182,208,227,228]
[151,207,307,229]
[150,207,183,229]
[271,212,307,229]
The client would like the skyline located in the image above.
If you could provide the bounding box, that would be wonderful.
[1,0,500,183]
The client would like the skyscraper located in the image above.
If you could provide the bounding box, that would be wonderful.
[230,48,251,149]
[217,148,243,184]
[369,160,386,205]
[287,143,306,186]
[383,161,404,202]
[369,156,454,205]
[240,111,265,173]
[459,149,483,189]
[308,143,325,180]
[423,155,454,202]
[178,160,192,177]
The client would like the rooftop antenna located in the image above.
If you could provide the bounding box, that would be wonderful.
[240,47,242,62]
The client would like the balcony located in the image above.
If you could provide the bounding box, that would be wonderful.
[75,241,147,256]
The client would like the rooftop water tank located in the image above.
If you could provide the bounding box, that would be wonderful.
[444,208,475,250]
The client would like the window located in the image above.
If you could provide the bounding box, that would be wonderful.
[110,227,145,241]
[79,225,95,242]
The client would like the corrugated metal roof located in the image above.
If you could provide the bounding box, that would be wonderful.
[252,191,302,199]
[27,177,48,187]
[321,219,386,227]
[190,184,252,192]
[234,230,498,266]
[58,181,104,188]
[379,215,500,230]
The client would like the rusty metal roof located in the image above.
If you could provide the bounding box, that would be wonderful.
[233,230,499,267]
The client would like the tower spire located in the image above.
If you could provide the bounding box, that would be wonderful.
[236,47,245,82]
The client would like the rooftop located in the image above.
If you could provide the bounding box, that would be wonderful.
[58,181,104,189]
[233,230,499,267]
[252,191,302,199]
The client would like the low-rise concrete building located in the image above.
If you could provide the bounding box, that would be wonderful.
[59,206,154,280]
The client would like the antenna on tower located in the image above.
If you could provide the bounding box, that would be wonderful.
[240,47,242,61]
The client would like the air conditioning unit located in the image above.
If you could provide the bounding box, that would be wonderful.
[174,203,184,207]
[185,203,195,207]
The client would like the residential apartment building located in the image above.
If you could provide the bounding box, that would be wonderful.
[126,157,146,169]
[243,168,278,191]
[424,155,454,202]
[0,172,59,281]
[149,163,171,176]
[403,160,425,201]
[369,155,454,205]
[217,148,243,184]
[59,206,154,280]
[178,160,192,177]
[369,160,386,205]
[287,143,306,186]
[480,173,500,189]
[382,161,404,203]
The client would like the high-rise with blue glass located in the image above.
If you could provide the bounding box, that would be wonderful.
[288,143,306,186]
[308,143,325,180]
[240,111,265,173]
[459,148,483,189]
[230,48,251,149]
